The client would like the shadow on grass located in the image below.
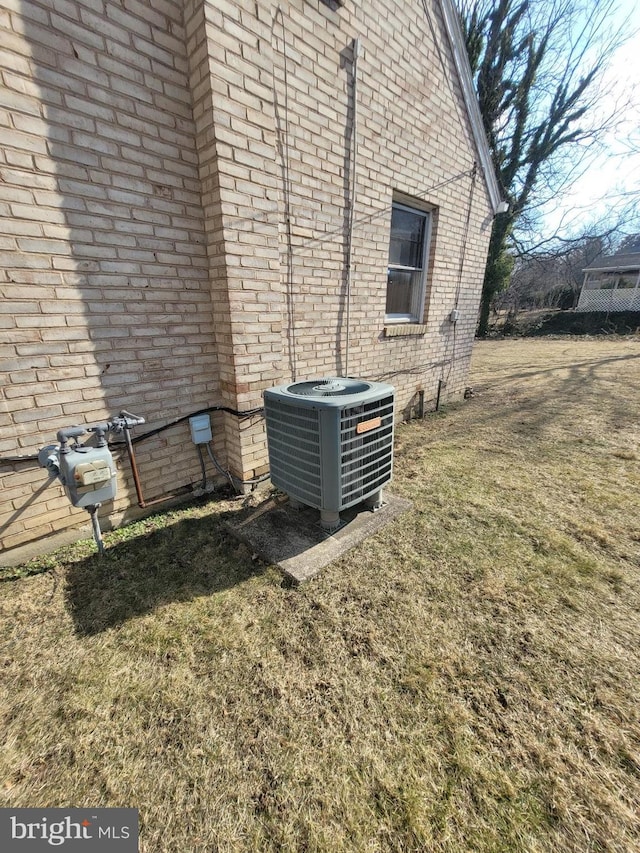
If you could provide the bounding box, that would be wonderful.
[64,506,264,636]
[494,352,640,387]
[424,349,640,452]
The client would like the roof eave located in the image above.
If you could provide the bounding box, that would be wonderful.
[583,264,640,273]
[438,0,505,215]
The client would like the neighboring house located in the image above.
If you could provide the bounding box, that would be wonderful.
[576,248,640,312]
[1,0,502,556]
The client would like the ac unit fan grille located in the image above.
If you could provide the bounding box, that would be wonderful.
[264,399,322,506]
[287,378,371,397]
[340,395,394,505]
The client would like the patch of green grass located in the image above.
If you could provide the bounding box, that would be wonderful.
[1,338,640,852]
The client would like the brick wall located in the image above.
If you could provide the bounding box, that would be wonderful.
[184,0,283,481]
[264,0,493,412]
[1,0,494,557]
[0,0,222,552]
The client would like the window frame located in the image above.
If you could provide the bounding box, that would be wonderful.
[385,201,432,324]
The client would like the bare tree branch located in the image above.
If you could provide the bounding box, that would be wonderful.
[458,0,630,335]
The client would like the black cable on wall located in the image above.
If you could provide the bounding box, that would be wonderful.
[0,404,265,467]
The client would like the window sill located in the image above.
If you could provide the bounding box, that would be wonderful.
[383,323,427,338]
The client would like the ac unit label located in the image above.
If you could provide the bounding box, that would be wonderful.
[356,417,382,434]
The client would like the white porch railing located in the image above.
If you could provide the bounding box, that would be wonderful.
[576,288,640,312]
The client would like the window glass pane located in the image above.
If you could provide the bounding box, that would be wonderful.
[389,207,425,268]
[600,273,616,289]
[386,268,421,315]
[617,275,636,289]
[386,201,431,322]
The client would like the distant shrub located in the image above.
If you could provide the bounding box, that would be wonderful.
[496,310,640,337]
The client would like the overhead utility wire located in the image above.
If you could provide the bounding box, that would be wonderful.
[273,5,298,380]
[444,161,478,388]
[191,164,475,258]
[344,37,360,379]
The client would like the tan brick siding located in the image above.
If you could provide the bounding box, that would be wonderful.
[1,0,222,552]
[266,0,492,412]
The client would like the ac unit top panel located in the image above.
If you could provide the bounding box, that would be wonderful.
[264,377,394,409]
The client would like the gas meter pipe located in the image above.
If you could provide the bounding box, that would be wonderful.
[88,504,105,556]
[122,430,192,509]
[122,425,145,508]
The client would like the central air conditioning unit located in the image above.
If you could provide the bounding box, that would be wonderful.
[264,378,395,530]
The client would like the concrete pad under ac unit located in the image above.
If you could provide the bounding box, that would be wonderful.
[226,492,412,583]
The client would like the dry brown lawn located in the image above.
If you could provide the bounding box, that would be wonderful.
[1,337,640,852]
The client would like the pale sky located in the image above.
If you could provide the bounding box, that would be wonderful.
[534,0,640,242]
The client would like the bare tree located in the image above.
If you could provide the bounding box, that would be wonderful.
[458,0,625,336]
[617,233,640,254]
[495,232,613,323]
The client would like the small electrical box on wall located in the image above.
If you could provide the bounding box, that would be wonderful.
[189,414,212,445]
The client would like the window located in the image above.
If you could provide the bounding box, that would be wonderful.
[386,202,431,322]
[585,271,639,290]
[616,274,636,289]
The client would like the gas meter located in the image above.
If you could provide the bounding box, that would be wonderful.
[40,425,117,508]
[39,411,145,554]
